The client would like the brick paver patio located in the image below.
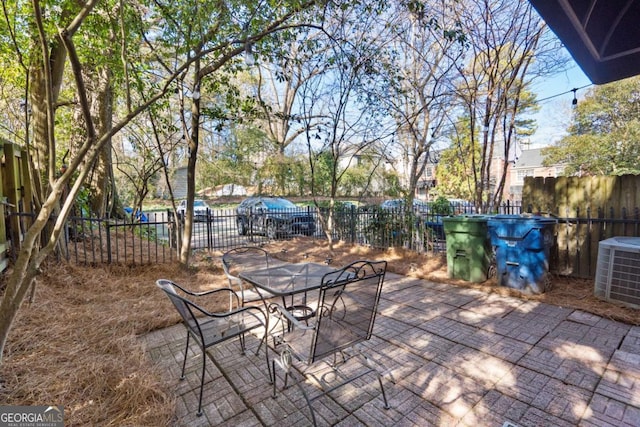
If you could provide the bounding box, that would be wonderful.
[142,273,640,426]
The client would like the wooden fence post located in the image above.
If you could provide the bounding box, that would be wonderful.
[0,144,7,272]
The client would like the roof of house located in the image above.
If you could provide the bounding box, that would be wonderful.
[514,148,547,168]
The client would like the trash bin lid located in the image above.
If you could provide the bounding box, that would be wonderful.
[442,214,492,222]
[443,215,492,234]
[489,214,556,225]
[488,215,556,240]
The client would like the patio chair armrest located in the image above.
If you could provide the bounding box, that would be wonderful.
[193,287,238,298]
[222,260,243,285]
[193,300,268,323]
[268,302,315,331]
[225,275,243,287]
[228,304,267,320]
[169,280,230,297]
[172,283,242,309]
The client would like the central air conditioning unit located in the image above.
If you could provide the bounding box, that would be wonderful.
[594,237,640,308]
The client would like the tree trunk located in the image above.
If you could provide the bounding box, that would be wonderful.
[89,66,114,217]
[29,40,67,196]
[179,59,201,265]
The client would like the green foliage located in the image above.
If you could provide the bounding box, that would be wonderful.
[543,76,640,176]
[382,170,402,197]
[201,71,262,130]
[436,117,477,201]
[261,155,304,196]
[311,151,336,197]
[338,152,386,197]
[75,187,92,217]
[362,206,408,248]
[431,196,452,215]
[341,166,370,197]
[198,124,269,191]
[128,221,158,240]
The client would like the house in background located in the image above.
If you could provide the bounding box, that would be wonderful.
[155,166,188,200]
[412,146,566,204]
[198,184,248,197]
[415,152,439,201]
[507,147,566,202]
[157,167,250,200]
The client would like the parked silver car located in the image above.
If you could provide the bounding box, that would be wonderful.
[176,199,210,222]
[380,198,430,215]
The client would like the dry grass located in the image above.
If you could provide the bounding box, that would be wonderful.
[0,237,638,426]
[0,261,228,426]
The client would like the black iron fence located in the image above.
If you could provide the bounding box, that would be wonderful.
[5,203,477,265]
[9,211,176,265]
[7,201,640,279]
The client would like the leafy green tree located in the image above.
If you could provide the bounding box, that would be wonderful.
[0,0,158,364]
[450,0,563,212]
[255,27,330,157]
[113,106,180,213]
[296,1,393,247]
[382,169,402,197]
[198,124,269,192]
[340,152,386,197]
[436,117,477,200]
[374,0,464,214]
[0,0,319,365]
[543,76,640,176]
[309,150,335,197]
[151,0,319,263]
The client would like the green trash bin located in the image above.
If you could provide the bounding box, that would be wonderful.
[442,215,492,283]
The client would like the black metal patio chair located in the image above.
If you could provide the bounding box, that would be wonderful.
[222,246,282,304]
[268,260,390,426]
[156,279,269,416]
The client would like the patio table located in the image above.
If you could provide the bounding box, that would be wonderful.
[239,262,338,322]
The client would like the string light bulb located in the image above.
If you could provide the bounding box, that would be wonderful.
[571,88,578,106]
[244,42,255,67]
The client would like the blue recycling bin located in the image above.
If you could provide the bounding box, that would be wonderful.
[487,215,556,294]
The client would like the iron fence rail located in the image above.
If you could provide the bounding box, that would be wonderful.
[9,212,176,265]
[7,202,640,280]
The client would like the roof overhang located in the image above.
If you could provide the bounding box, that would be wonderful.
[529,0,640,84]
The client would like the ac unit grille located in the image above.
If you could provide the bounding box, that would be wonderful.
[595,237,640,308]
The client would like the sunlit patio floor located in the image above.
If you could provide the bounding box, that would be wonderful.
[142,273,640,426]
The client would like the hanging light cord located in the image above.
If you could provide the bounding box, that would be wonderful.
[536,84,592,103]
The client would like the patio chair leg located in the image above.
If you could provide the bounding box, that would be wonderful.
[271,352,291,398]
[264,334,273,384]
[197,348,206,417]
[271,361,318,426]
[239,333,246,355]
[255,316,269,356]
[180,333,191,380]
[377,374,390,410]
[271,360,277,398]
[293,373,318,427]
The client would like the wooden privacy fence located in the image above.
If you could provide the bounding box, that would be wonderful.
[543,206,640,278]
[523,175,640,278]
[1,142,33,273]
